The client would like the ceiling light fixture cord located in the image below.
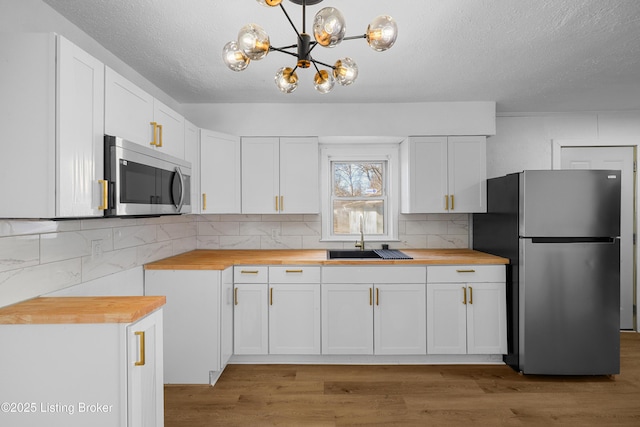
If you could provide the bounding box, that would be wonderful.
[222,0,398,94]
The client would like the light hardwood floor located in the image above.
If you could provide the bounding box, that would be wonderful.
[164,332,640,426]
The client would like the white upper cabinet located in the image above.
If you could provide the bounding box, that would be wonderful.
[242,137,319,214]
[0,33,104,218]
[105,67,185,159]
[201,130,241,213]
[401,136,487,213]
[184,121,201,214]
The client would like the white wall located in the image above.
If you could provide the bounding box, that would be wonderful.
[182,102,496,137]
[489,111,640,326]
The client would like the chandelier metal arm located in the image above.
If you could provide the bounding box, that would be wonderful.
[309,57,335,69]
[343,34,367,41]
[270,46,300,58]
[278,3,301,38]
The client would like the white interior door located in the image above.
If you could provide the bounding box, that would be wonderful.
[561,146,635,330]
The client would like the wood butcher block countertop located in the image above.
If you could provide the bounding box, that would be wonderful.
[144,249,509,270]
[0,296,166,325]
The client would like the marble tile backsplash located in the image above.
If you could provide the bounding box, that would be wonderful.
[0,212,468,308]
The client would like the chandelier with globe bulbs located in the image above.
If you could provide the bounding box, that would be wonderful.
[222,0,398,94]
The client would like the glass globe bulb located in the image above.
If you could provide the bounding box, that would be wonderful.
[313,7,346,47]
[237,24,270,60]
[274,67,298,93]
[314,70,335,94]
[256,0,282,6]
[222,41,250,71]
[366,15,398,52]
[333,57,358,86]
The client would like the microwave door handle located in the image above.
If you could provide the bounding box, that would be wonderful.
[174,167,185,211]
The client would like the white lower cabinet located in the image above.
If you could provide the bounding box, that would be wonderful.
[233,266,321,355]
[321,266,427,355]
[144,268,233,384]
[427,265,507,355]
[0,308,163,427]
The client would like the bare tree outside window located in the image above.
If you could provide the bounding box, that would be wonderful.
[332,162,386,235]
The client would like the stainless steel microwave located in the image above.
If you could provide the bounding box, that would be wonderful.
[103,135,191,217]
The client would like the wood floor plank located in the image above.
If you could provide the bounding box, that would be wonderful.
[164,333,640,426]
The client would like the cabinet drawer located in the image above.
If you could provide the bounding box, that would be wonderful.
[427,265,505,283]
[269,266,320,283]
[322,266,425,284]
[234,266,268,283]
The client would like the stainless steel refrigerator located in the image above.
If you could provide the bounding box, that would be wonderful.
[473,170,621,375]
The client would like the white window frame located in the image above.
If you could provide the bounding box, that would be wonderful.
[320,144,399,242]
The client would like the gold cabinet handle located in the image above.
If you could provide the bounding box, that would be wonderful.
[150,121,158,146]
[234,287,238,305]
[275,196,279,212]
[456,269,476,273]
[240,270,259,274]
[376,288,380,306]
[369,288,373,306]
[451,194,455,210]
[445,194,449,210]
[280,195,284,212]
[285,269,303,273]
[202,193,207,211]
[462,287,467,305]
[157,123,163,147]
[270,287,273,305]
[98,179,108,210]
[469,286,473,304]
[134,331,145,366]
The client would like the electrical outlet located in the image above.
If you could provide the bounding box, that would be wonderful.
[91,240,103,258]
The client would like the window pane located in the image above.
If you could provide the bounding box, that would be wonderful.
[333,200,384,235]
[333,162,383,197]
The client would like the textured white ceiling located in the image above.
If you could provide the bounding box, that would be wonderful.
[42,0,640,112]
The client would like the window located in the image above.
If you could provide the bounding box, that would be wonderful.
[332,161,386,235]
[320,144,399,242]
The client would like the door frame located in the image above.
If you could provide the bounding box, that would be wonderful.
[552,140,637,331]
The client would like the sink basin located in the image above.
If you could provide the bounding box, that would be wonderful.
[327,250,381,259]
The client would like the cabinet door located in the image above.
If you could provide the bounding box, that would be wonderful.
[374,284,426,355]
[57,36,105,217]
[403,136,448,213]
[201,130,241,213]
[279,137,319,213]
[241,137,280,213]
[321,284,373,355]
[234,283,269,354]
[221,268,234,368]
[448,136,487,213]
[269,284,321,354]
[427,283,467,354]
[466,282,507,354]
[184,121,201,213]
[104,67,154,146]
[144,270,220,384]
[127,309,164,427]
[153,99,185,159]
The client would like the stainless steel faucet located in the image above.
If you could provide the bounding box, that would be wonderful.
[355,215,365,251]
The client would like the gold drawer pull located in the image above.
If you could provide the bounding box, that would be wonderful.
[202,193,207,211]
[240,270,259,274]
[134,331,145,366]
[376,288,380,306]
[469,286,473,304]
[456,269,476,273]
[369,288,373,306]
[462,287,467,305]
[270,287,273,305]
[451,194,455,210]
[150,121,158,146]
[234,287,238,305]
[285,269,303,273]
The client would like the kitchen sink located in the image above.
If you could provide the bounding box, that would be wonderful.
[326,249,413,260]
[327,250,381,259]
